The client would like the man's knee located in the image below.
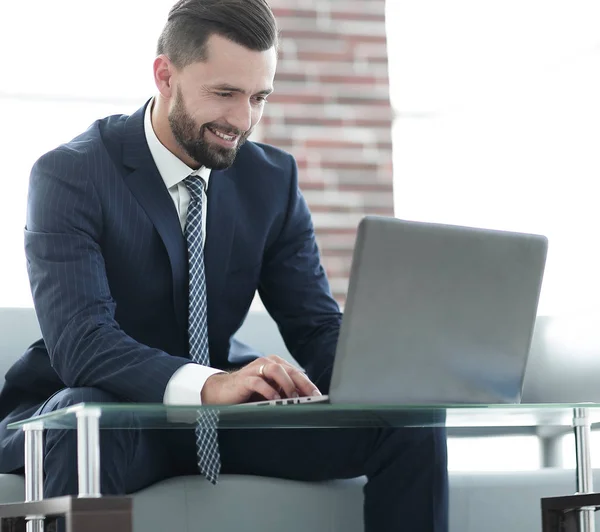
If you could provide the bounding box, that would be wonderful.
[42,387,134,498]
[380,426,448,463]
[42,387,120,413]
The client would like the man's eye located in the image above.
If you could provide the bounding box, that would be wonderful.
[253,96,268,104]
[216,92,233,98]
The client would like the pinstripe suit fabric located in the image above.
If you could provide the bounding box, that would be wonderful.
[0,100,342,474]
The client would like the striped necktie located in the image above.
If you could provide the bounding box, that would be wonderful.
[184,173,220,484]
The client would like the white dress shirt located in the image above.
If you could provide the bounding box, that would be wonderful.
[144,99,225,405]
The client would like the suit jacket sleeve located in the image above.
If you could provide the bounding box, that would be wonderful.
[258,154,342,394]
[24,149,190,403]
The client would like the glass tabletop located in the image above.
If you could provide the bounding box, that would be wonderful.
[8,402,600,430]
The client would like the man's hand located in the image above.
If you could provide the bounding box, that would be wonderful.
[201,355,322,405]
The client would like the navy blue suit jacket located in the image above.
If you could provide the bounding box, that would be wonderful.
[0,101,341,419]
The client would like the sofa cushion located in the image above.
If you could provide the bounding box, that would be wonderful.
[0,473,24,503]
[133,474,365,532]
[449,469,600,532]
[0,473,366,532]
[0,308,42,380]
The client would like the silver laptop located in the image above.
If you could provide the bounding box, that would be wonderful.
[253,216,548,406]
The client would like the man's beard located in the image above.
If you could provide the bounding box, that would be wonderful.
[168,87,251,170]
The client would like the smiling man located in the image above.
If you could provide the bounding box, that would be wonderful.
[158,34,273,171]
[0,1,448,531]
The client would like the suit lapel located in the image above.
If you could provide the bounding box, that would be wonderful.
[121,103,189,333]
[120,102,240,338]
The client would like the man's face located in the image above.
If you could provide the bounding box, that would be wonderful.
[168,34,277,170]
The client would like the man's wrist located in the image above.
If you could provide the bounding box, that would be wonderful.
[164,364,225,405]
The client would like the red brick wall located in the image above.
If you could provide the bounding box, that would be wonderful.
[265,0,393,303]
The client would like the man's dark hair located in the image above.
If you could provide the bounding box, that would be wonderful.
[157,0,279,69]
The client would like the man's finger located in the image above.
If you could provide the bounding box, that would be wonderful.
[248,357,318,397]
[245,376,281,401]
[262,356,320,396]
[261,363,297,398]
[288,369,321,397]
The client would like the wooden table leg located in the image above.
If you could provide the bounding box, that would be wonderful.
[542,493,600,531]
[0,496,131,532]
[0,516,26,532]
[66,509,131,532]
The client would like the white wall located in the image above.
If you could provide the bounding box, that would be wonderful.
[0,0,173,307]
[386,0,600,316]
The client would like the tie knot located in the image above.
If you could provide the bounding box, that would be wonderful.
[184,173,206,200]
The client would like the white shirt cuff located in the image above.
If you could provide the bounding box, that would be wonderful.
[163,363,225,405]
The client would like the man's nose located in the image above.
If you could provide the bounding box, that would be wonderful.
[227,100,253,133]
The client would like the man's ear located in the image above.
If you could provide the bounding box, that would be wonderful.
[153,55,175,99]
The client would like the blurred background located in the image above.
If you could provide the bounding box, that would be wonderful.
[0,0,599,471]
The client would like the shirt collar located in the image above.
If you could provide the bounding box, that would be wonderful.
[144,98,211,189]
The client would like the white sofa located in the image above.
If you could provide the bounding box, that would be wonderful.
[1,307,598,531]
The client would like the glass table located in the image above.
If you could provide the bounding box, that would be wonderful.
[3,402,600,532]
